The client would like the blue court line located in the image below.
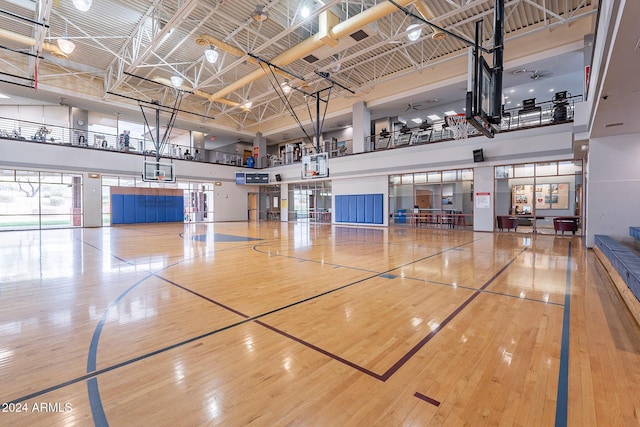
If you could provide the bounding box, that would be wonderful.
[86,276,152,427]
[87,378,108,427]
[554,242,572,427]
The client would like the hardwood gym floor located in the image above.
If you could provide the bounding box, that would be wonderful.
[1,222,639,426]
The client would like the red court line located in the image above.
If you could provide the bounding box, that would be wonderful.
[414,392,441,407]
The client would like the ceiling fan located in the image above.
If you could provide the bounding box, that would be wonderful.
[405,102,421,111]
[512,69,552,80]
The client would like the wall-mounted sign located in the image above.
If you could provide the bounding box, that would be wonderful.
[475,192,491,209]
[235,172,246,185]
[245,173,269,184]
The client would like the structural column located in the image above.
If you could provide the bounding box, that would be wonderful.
[352,100,370,154]
[253,132,267,168]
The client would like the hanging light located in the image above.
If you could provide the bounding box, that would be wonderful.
[331,54,341,73]
[407,18,422,42]
[204,45,219,64]
[243,100,253,109]
[281,80,292,94]
[57,34,75,54]
[251,5,268,22]
[72,0,92,12]
[170,74,184,87]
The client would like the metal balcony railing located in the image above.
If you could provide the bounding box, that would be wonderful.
[0,93,582,169]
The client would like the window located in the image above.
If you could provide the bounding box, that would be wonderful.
[494,160,583,234]
[389,168,474,227]
[0,169,82,230]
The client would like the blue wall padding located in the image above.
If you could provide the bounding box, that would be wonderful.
[364,195,374,223]
[356,195,365,223]
[123,195,136,224]
[348,196,357,222]
[373,194,383,224]
[335,196,345,222]
[145,195,157,223]
[170,196,184,221]
[111,194,124,224]
[135,195,146,223]
[335,194,383,225]
[157,196,167,222]
[112,194,183,225]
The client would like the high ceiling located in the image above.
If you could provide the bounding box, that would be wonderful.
[0,0,597,147]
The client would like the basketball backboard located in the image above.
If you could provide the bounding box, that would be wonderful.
[464,2,505,139]
[301,152,329,179]
[466,51,500,139]
[142,160,176,183]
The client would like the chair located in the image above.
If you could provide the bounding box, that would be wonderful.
[553,217,578,235]
[496,215,518,231]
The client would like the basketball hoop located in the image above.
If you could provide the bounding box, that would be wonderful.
[446,114,470,140]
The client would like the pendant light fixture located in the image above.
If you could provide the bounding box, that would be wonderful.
[204,45,219,64]
[72,0,92,12]
[57,35,76,54]
[170,74,184,87]
[251,5,268,22]
[57,21,75,54]
[281,80,292,94]
[406,18,422,42]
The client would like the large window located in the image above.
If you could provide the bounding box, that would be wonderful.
[0,169,83,230]
[288,181,332,223]
[389,169,474,228]
[495,160,583,234]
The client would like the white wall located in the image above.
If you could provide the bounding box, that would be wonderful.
[585,132,640,246]
[213,182,249,222]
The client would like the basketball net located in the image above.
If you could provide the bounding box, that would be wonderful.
[446,114,470,140]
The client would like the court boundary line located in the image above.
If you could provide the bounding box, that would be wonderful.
[554,241,572,427]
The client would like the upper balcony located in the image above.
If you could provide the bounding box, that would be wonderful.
[0,92,582,170]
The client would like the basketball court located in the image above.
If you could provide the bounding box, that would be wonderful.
[1,222,638,425]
